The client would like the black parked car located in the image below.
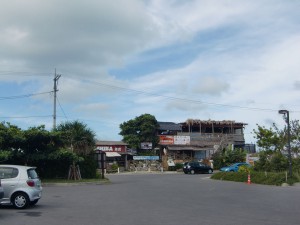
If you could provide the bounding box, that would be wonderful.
[183,162,213,174]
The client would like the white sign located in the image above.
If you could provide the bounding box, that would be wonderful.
[96,146,122,152]
[174,136,190,145]
[140,142,152,150]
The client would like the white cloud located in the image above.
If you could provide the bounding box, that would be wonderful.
[192,76,229,96]
[1,0,300,144]
[0,0,159,76]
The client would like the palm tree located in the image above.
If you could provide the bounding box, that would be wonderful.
[56,120,96,155]
[55,120,96,180]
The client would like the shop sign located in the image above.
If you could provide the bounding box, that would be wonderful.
[174,136,190,145]
[159,135,190,145]
[133,156,159,160]
[159,135,174,145]
[96,145,125,152]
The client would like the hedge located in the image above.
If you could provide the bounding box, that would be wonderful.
[211,171,300,186]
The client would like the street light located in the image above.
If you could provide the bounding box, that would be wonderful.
[278,110,292,177]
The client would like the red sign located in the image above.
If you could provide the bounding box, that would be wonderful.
[159,135,174,145]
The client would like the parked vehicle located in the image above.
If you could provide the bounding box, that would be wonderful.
[0,165,42,209]
[0,179,4,199]
[183,162,213,174]
[220,162,251,172]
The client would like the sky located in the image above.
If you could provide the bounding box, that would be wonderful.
[1,0,300,144]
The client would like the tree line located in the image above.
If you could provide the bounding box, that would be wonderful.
[0,120,97,179]
[1,113,299,178]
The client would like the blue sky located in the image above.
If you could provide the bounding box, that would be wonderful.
[1,0,300,144]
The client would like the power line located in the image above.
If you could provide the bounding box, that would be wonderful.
[1,72,300,114]
[0,115,53,119]
[0,70,51,76]
[0,91,54,100]
[65,77,300,113]
[57,96,68,119]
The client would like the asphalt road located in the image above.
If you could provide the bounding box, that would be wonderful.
[0,173,299,225]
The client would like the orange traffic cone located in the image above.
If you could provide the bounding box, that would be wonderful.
[247,174,251,184]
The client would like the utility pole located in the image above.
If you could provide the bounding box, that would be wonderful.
[53,69,61,130]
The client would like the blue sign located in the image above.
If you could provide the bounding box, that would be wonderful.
[133,156,159,161]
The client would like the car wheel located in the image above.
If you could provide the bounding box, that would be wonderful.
[30,199,39,206]
[184,171,188,174]
[12,192,29,209]
[208,169,213,174]
[190,169,195,175]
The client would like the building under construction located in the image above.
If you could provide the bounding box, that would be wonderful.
[158,119,248,164]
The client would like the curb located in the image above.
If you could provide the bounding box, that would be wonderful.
[42,180,110,187]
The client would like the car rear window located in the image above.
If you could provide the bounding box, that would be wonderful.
[0,167,19,179]
[27,169,39,179]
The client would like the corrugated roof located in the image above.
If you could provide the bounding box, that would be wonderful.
[158,122,182,131]
[96,141,128,146]
[182,119,247,126]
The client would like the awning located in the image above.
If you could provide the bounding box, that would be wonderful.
[105,152,121,157]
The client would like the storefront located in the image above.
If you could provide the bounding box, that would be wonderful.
[95,141,130,170]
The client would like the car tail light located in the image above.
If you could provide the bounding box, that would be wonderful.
[27,180,35,187]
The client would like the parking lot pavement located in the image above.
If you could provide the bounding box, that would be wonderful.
[1,173,300,225]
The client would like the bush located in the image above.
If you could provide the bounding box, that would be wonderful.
[111,164,119,171]
[211,171,248,183]
[79,155,98,179]
[175,163,183,170]
[211,147,247,170]
[211,171,300,186]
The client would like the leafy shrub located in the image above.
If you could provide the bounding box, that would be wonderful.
[238,165,252,173]
[175,163,183,170]
[211,171,300,186]
[111,163,119,171]
[79,155,98,178]
[211,171,248,183]
[211,147,246,169]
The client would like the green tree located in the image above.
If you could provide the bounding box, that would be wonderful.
[211,147,247,169]
[20,125,61,164]
[253,120,300,172]
[252,124,283,151]
[253,151,271,171]
[0,123,61,165]
[270,152,288,172]
[119,114,159,151]
[289,120,300,154]
[55,120,96,156]
[0,122,24,150]
[253,120,300,153]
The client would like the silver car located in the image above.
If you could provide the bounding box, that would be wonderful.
[0,165,42,209]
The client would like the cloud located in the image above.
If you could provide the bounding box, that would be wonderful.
[75,103,110,116]
[192,76,229,96]
[1,0,300,144]
[0,0,158,76]
[294,81,300,90]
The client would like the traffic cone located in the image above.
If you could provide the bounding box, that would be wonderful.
[247,174,251,184]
